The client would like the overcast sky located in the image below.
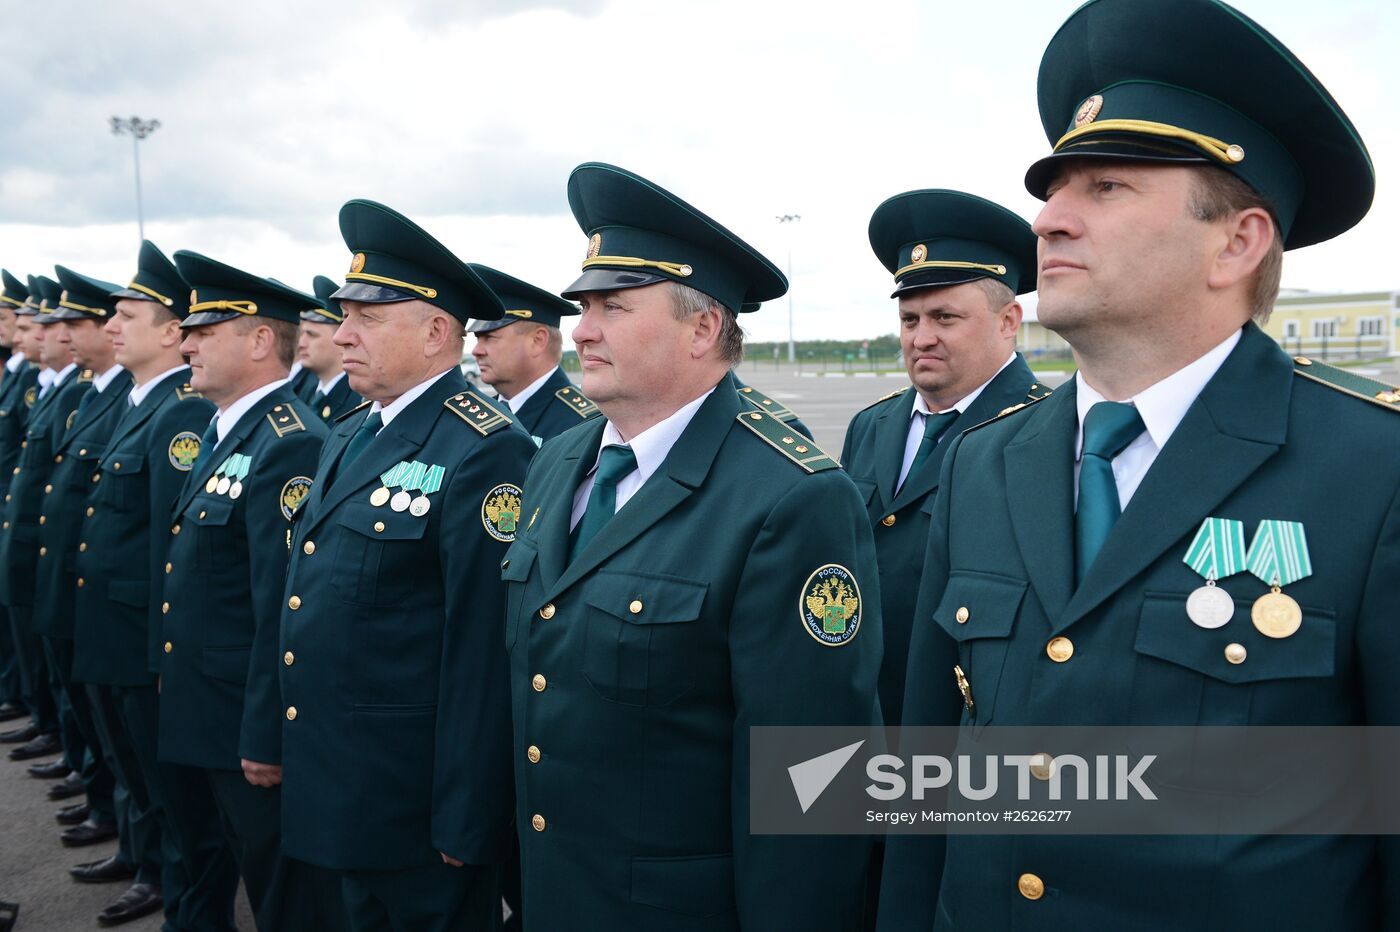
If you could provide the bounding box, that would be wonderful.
[2,0,1395,344]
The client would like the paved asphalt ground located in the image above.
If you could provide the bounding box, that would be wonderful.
[1,353,1394,930]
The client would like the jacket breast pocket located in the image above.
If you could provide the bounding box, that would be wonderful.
[933,571,1027,726]
[332,502,430,607]
[187,495,236,569]
[848,474,879,510]
[100,453,146,508]
[65,444,106,491]
[201,645,252,685]
[500,540,538,652]
[581,571,707,707]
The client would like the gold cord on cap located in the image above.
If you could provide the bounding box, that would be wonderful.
[1055,118,1244,164]
[895,259,1008,281]
[344,271,439,300]
[581,255,693,278]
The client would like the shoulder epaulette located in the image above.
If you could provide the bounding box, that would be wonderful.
[737,385,801,424]
[266,403,308,437]
[335,399,373,424]
[1026,381,1053,402]
[174,383,203,402]
[78,369,94,383]
[445,390,514,436]
[965,392,1054,434]
[1292,356,1400,411]
[860,386,908,412]
[555,386,599,420]
[735,409,840,473]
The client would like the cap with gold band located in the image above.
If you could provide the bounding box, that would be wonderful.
[29,275,63,324]
[560,162,787,314]
[173,251,314,328]
[466,264,579,334]
[1,270,30,310]
[111,240,193,319]
[303,275,344,325]
[331,199,504,324]
[1024,0,1373,250]
[868,190,1036,298]
[50,266,121,322]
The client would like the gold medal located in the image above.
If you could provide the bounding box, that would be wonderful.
[409,495,430,517]
[205,476,219,494]
[369,487,391,508]
[1251,586,1302,639]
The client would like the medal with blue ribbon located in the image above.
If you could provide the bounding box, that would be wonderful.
[1181,517,1246,628]
[1244,520,1311,638]
[410,464,444,517]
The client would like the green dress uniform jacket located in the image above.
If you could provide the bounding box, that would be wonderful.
[279,368,533,870]
[157,387,326,770]
[502,374,883,931]
[310,374,362,425]
[0,370,92,609]
[513,366,599,443]
[839,355,1043,725]
[72,371,215,686]
[288,366,318,405]
[32,370,133,640]
[0,364,39,496]
[880,324,1400,931]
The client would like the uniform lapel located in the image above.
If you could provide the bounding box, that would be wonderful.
[532,420,605,590]
[174,388,290,517]
[870,389,914,512]
[105,368,190,453]
[515,367,570,437]
[545,379,736,599]
[1056,326,1288,631]
[60,371,132,447]
[1003,382,1079,623]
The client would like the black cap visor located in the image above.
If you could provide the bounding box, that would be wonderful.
[560,267,668,301]
[180,310,245,329]
[1025,137,1211,200]
[330,282,417,305]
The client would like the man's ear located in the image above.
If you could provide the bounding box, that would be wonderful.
[1207,206,1275,292]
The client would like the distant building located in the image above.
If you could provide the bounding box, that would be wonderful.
[1017,306,1071,360]
[1261,289,1399,359]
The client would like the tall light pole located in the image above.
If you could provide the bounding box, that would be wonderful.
[776,213,800,364]
[111,116,161,241]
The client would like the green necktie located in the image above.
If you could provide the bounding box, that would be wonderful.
[569,444,638,560]
[190,418,221,477]
[311,390,328,417]
[331,410,383,488]
[905,410,960,485]
[1075,401,1146,585]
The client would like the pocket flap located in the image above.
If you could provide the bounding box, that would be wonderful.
[1135,591,1336,684]
[500,541,538,581]
[933,571,1027,641]
[200,645,251,685]
[848,474,879,507]
[630,853,735,917]
[585,571,707,624]
[190,496,235,527]
[103,452,146,474]
[107,578,148,608]
[335,502,429,541]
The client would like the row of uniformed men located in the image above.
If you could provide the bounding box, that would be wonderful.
[3,0,1399,928]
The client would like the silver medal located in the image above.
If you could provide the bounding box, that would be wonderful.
[216,476,232,496]
[229,480,243,500]
[390,490,412,512]
[409,495,430,517]
[1186,580,1234,629]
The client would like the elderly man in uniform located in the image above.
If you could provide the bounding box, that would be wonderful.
[297,276,360,423]
[502,163,882,930]
[469,264,598,444]
[157,253,328,931]
[845,190,1044,730]
[881,1,1400,929]
[278,200,534,932]
[0,271,39,726]
[0,275,91,768]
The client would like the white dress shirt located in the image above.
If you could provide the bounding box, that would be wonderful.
[898,353,1015,488]
[1074,329,1242,510]
[368,368,456,430]
[210,378,290,445]
[504,367,557,414]
[40,363,76,398]
[91,365,126,393]
[128,365,188,408]
[569,386,717,530]
[316,370,347,398]
[5,354,25,375]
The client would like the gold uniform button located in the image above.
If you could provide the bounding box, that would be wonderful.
[539,603,556,620]
[113,462,121,471]
[284,651,295,666]
[288,596,302,610]
[43,484,52,493]
[955,606,970,624]
[86,506,94,517]
[171,524,181,535]
[1225,643,1247,665]
[164,642,172,654]
[79,542,87,552]
[303,541,315,555]
[881,514,896,527]
[531,674,547,692]
[199,510,206,519]
[1030,753,1054,781]
[1018,873,1045,900]
[531,814,546,832]
[165,563,172,574]
[1046,637,1074,663]
[37,516,45,525]
[38,547,46,556]
[78,449,86,456]
[76,578,84,588]
[373,521,385,533]
[1,522,6,529]
[162,602,170,614]
[92,473,100,483]
[55,454,65,463]
[526,745,541,764]
[285,707,297,721]
[629,600,643,615]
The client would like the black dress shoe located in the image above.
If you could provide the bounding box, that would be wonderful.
[0,898,17,932]
[70,854,136,885]
[97,883,162,927]
[55,802,91,825]
[0,701,26,722]
[0,722,38,744]
[28,758,70,779]
[8,731,60,760]
[48,771,85,800]
[61,818,119,847]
